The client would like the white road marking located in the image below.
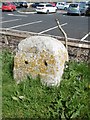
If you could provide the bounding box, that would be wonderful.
[38,23,67,34]
[81,16,85,17]
[79,32,90,47]
[81,32,90,41]
[0,19,21,23]
[8,14,27,17]
[9,21,42,29]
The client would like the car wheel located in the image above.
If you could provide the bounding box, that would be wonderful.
[67,13,70,15]
[85,13,88,16]
[47,10,49,14]
[64,7,67,11]
[37,12,40,14]
[11,9,13,12]
[82,13,85,16]
[85,12,88,16]
[55,9,57,13]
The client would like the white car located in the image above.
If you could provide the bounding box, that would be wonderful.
[36,3,57,13]
[56,2,69,10]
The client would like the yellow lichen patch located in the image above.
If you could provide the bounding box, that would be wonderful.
[14,62,19,68]
[30,60,36,67]
[47,58,56,65]
[40,53,45,58]
[29,47,37,53]
[39,67,47,74]
[40,50,49,58]
[39,63,48,72]
[37,58,44,65]
[60,59,65,66]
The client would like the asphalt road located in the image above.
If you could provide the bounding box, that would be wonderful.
[1,10,90,41]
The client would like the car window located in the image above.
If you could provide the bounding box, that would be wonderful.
[46,4,52,7]
[58,3,61,5]
[86,3,90,7]
[37,5,44,7]
[3,3,9,6]
[69,4,78,7]
[61,3,65,5]
[11,2,14,5]
[79,3,85,8]
[35,3,39,5]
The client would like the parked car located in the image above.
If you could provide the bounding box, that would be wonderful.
[22,2,28,8]
[56,2,69,10]
[19,2,28,8]
[0,2,2,9]
[67,3,86,15]
[49,2,56,7]
[31,2,40,8]
[85,1,90,16]
[85,6,90,16]
[64,3,70,10]
[36,3,57,14]
[13,2,22,8]
[2,2,16,11]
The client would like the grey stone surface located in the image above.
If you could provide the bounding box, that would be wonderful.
[14,36,68,86]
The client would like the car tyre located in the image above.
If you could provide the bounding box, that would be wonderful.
[11,9,13,12]
[64,7,67,11]
[47,10,49,14]
[67,13,70,15]
[85,11,88,16]
[55,9,57,13]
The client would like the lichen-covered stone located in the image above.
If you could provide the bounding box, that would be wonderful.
[14,36,68,86]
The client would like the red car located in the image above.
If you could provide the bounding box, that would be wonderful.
[49,2,56,7]
[2,2,16,11]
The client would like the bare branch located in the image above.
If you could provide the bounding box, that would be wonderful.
[4,35,9,45]
[56,19,68,49]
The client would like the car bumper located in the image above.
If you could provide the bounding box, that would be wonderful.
[67,10,80,14]
[36,9,47,13]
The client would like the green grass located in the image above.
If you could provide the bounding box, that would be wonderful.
[1,49,90,119]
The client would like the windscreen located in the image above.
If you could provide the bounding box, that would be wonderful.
[37,5,44,7]
[3,3,9,6]
[69,4,78,7]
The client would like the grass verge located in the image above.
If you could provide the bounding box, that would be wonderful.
[1,49,90,119]
[19,8,36,12]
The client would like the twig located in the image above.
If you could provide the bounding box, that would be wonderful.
[56,19,68,50]
[4,35,9,45]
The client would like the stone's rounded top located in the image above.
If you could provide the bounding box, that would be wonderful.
[18,36,67,55]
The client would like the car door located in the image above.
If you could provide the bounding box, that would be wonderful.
[46,4,51,12]
[46,4,55,12]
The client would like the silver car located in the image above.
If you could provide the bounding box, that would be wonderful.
[67,3,86,15]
